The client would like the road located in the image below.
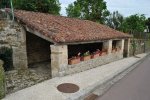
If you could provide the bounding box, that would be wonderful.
[97,55,150,100]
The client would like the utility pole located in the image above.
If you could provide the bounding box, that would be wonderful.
[144,27,148,53]
[10,0,14,21]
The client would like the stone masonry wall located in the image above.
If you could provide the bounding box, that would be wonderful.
[26,32,51,65]
[129,39,145,56]
[51,39,124,77]
[0,60,5,99]
[63,52,123,76]
[0,19,28,71]
[51,45,68,77]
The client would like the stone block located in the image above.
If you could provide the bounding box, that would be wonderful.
[50,45,68,77]
[103,40,112,54]
[66,53,123,75]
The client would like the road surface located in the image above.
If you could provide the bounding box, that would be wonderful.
[97,55,150,100]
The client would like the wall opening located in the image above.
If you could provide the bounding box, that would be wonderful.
[0,47,13,71]
[26,32,52,76]
[124,39,128,57]
[112,40,121,49]
[112,40,118,48]
[68,42,103,58]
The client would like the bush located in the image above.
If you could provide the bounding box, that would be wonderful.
[0,60,5,99]
[0,47,13,71]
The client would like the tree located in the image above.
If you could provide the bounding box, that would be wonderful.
[66,3,81,18]
[121,14,146,33]
[0,0,10,8]
[105,11,124,30]
[66,0,110,24]
[145,18,150,33]
[13,0,61,15]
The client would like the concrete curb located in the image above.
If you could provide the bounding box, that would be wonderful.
[68,53,150,100]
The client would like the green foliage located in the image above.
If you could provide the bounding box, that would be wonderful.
[145,18,150,33]
[121,14,146,33]
[0,0,61,14]
[13,0,61,15]
[105,11,124,30]
[0,47,13,71]
[131,39,137,56]
[66,0,110,24]
[0,0,10,8]
[83,51,90,56]
[106,12,147,34]
[66,3,81,18]
[0,60,5,99]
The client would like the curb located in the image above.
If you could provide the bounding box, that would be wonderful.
[86,53,150,100]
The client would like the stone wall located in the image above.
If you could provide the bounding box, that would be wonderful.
[50,39,125,77]
[62,52,123,76]
[51,45,68,77]
[0,19,28,71]
[145,40,150,52]
[26,32,51,65]
[129,38,150,56]
[0,60,5,99]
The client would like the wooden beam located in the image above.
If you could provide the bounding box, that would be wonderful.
[56,38,130,45]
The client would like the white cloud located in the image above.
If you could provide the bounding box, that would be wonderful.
[105,0,150,17]
[60,0,150,17]
[59,0,75,16]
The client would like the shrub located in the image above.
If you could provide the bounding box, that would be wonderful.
[0,47,13,71]
[0,60,5,99]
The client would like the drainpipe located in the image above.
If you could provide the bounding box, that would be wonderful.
[10,0,14,21]
[144,32,146,53]
[144,27,148,53]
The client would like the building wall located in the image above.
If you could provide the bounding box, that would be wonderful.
[51,39,125,77]
[0,20,28,71]
[26,32,51,65]
[63,52,123,75]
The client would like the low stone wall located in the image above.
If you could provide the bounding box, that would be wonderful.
[60,52,123,76]
[0,60,5,99]
[145,40,150,52]
[129,39,150,56]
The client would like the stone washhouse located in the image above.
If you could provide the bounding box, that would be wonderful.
[1,9,131,78]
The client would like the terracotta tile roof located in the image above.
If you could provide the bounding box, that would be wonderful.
[7,9,131,44]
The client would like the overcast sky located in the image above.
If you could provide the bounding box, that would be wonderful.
[59,0,150,17]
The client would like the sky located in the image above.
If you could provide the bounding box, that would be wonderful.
[59,0,150,17]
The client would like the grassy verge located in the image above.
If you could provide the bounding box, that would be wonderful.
[0,60,5,99]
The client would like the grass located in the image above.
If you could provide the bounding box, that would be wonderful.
[0,61,5,99]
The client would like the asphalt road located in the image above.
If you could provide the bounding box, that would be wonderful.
[97,55,150,100]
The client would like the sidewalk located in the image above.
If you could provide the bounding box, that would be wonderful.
[96,53,150,100]
[3,53,147,100]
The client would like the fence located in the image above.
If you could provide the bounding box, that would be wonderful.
[131,32,150,39]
